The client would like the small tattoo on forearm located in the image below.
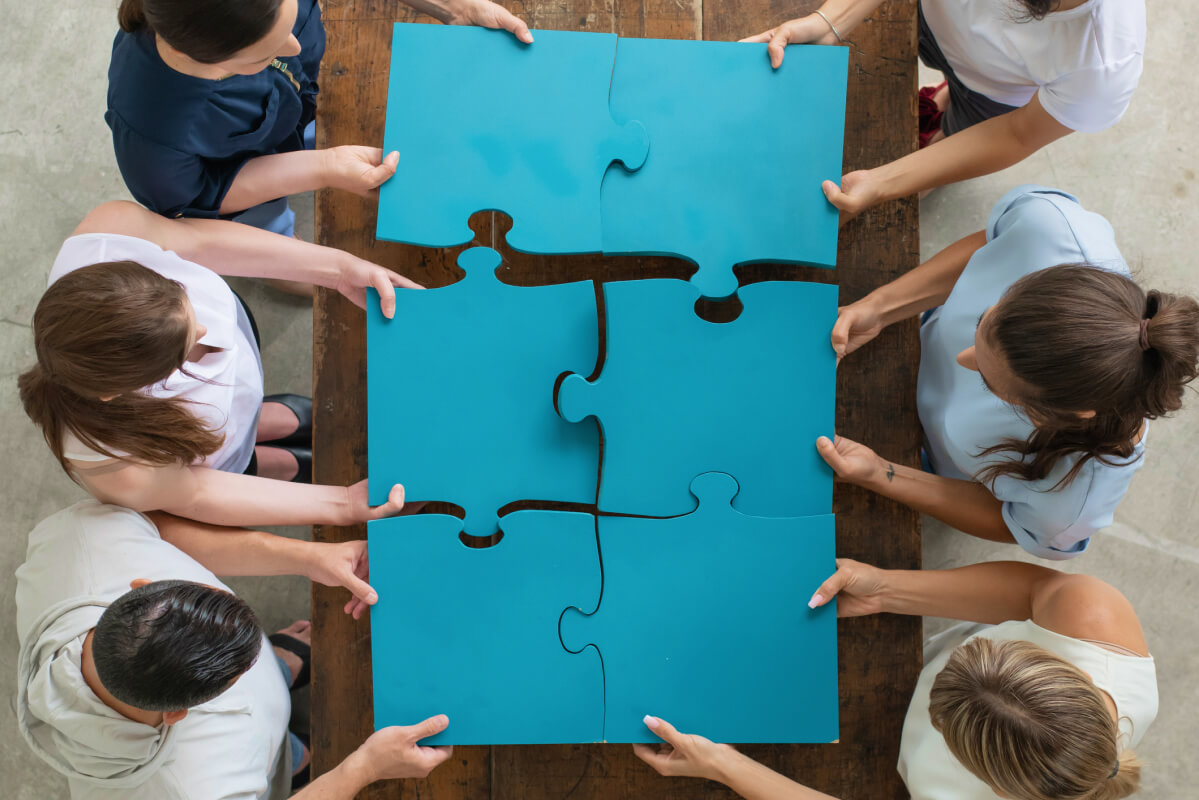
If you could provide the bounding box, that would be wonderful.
[885,464,895,482]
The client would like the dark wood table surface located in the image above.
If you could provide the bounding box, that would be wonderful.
[312,1,922,796]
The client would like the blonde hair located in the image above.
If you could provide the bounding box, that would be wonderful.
[929,638,1141,800]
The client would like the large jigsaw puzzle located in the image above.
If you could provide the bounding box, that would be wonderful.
[556,277,838,519]
[368,23,847,746]
[366,246,600,535]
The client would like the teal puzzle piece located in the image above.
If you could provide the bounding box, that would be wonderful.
[555,278,838,519]
[560,473,839,743]
[375,23,648,253]
[366,246,600,535]
[369,510,604,744]
[602,39,848,299]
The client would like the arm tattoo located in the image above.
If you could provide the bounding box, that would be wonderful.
[885,463,895,483]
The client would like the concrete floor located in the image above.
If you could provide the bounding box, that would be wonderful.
[0,1,1194,797]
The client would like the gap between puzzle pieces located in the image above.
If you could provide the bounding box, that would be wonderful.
[375,24,848,299]
[366,245,601,536]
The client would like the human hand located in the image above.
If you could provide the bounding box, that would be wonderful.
[815,435,884,486]
[739,15,840,68]
[446,0,534,44]
[344,480,406,524]
[807,558,889,617]
[355,715,453,781]
[304,540,377,620]
[830,297,886,361]
[822,169,884,224]
[321,146,400,197]
[335,255,424,318]
[633,715,737,781]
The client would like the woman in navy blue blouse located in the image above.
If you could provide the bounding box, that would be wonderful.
[107,0,532,237]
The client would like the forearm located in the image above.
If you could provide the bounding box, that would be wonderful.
[172,213,350,286]
[162,468,354,528]
[218,151,330,214]
[866,230,986,325]
[291,749,377,800]
[880,561,1064,623]
[814,0,888,39]
[400,0,464,23]
[715,749,840,800]
[869,107,1067,204]
[858,457,1014,543]
[150,512,316,577]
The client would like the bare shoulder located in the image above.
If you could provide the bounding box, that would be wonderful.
[71,201,164,240]
[1032,572,1149,656]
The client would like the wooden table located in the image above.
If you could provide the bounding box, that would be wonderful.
[313,1,922,796]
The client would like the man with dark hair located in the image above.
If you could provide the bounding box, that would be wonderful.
[17,501,451,800]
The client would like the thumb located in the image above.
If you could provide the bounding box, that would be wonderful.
[768,30,788,69]
[822,179,848,210]
[830,311,852,358]
[342,570,378,607]
[362,152,400,189]
[808,564,850,609]
[370,483,406,519]
[643,715,683,746]
[815,435,843,470]
[408,713,450,741]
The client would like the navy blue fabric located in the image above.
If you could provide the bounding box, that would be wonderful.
[105,0,325,218]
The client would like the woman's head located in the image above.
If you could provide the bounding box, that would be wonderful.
[930,638,1140,800]
[957,265,1199,486]
[18,260,223,470]
[118,0,298,70]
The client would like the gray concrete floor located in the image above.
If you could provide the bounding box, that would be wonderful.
[0,1,1194,797]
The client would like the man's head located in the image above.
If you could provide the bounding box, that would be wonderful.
[92,579,263,713]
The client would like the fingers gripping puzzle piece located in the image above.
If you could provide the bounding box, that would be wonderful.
[376,23,649,254]
[369,510,604,744]
[559,473,839,743]
[555,278,838,519]
[601,39,848,299]
[367,246,600,535]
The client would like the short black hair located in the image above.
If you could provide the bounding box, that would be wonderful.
[118,0,284,64]
[93,580,263,711]
[1016,0,1060,21]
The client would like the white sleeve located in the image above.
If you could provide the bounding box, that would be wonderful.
[1036,53,1143,133]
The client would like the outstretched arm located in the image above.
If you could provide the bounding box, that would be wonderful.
[825,95,1071,219]
[73,201,421,317]
[740,1,888,66]
[401,0,533,43]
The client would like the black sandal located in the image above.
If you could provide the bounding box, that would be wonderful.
[262,393,313,447]
[269,631,311,689]
[291,731,311,791]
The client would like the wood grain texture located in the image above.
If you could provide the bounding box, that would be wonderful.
[313,1,921,797]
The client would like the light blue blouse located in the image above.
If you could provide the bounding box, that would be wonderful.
[917,185,1145,560]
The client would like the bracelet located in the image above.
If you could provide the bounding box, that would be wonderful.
[814,9,845,44]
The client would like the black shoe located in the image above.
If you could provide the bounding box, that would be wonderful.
[262,393,313,447]
[255,444,313,484]
[269,632,312,690]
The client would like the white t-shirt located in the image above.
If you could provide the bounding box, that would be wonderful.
[898,619,1158,799]
[49,233,264,473]
[918,185,1145,560]
[922,0,1145,132]
[15,501,291,800]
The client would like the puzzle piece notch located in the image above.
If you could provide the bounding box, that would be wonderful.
[377,24,649,254]
[555,277,838,519]
[559,472,839,743]
[367,245,601,536]
[369,509,604,744]
[601,38,849,299]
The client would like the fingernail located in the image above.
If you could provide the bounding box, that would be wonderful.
[366,592,378,604]
[808,593,824,609]
[643,715,659,729]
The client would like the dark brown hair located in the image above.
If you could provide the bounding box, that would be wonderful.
[18,261,223,472]
[930,638,1140,800]
[975,265,1199,488]
[1016,0,1061,21]
[118,0,283,64]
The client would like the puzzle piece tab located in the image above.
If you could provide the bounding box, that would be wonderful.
[555,278,837,519]
[369,510,604,744]
[560,473,838,743]
[602,39,848,299]
[367,246,600,535]
[376,23,648,253]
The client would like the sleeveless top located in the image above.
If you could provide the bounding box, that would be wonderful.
[898,619,1158,799]
[49,233,264,473]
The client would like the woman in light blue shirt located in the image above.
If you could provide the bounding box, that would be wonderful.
[818,185,1199,559]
